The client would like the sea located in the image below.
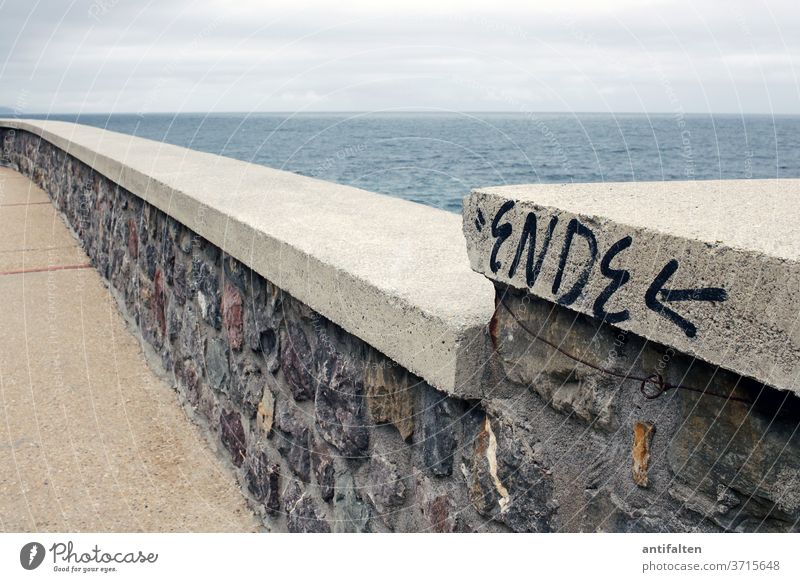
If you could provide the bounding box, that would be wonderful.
[27,112,800,214]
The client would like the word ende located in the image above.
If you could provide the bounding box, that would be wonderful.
[483,201,728,338]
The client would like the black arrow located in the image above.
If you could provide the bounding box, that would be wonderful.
[644,259,728,338]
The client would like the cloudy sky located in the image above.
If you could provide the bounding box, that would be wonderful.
[0,0,798,114]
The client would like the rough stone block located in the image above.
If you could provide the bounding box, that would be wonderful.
[284,483,330,533]
[220,409,247,467]
[192,256,221,329]
[364,353,415,441]
[366,455,407,512]
[312,439,336,503]
[230,359,264,417]
[222,281,244,351]
[126,216,138,259]
[280,322,315,401]
[667,380,800,532]
[491,291,620,428]
[245,451,281,514]
[205,337,230,393]
[153,269,167,336]
[466,415,555,532]
[274,401,312,483]
[315,357,369,459]
[256,389,275,436]
[417,383,459,477]
[331,471,371,533]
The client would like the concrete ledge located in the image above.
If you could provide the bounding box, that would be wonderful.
[464,180,800,396]
[0,119,494,395]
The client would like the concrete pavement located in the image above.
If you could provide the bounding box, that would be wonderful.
[0,167,260,532]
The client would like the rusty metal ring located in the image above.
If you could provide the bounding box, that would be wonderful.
[640,373,667,400]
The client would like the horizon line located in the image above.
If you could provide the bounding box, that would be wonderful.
[3,110,799,117]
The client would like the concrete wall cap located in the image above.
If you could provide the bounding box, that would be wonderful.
[464,180,800,397]
[1,118,494,395]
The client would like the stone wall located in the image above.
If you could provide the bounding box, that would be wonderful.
[3,125,798,533]
[490,287,800,532]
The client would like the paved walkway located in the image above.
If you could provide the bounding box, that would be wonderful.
[0,167,260,532]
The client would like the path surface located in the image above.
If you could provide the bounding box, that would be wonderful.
[0,167,260,532]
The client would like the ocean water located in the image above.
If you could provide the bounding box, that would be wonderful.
[29,112,800,213]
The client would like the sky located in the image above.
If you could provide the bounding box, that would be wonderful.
[0,0,798,114]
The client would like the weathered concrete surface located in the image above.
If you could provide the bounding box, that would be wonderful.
[464,180,800,396]
[0,168,259,532]
[0,120,494,396]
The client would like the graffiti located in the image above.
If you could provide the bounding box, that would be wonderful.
[480,202,728,338]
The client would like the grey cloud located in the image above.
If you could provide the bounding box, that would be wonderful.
[1,0,798,113]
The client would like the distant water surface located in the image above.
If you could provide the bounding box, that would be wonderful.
[28,112,800,213]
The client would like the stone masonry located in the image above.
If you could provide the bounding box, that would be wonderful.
[3,125,798,532]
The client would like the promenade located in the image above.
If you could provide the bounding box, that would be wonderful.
[0,167,259,532]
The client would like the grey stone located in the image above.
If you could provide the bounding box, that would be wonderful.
[284,482,330,533]
[280,322,315,401]
[274,401,312,483]
[418,383,459,477]
[162,241,176,288]
[466,415,555,532]
[224,255,248,291]
[205,337,230,393]
[245,451,281,515]
[177,358,201,405]
[491,291,619,429]
[331,471,371,533]
[179,304,202,359]
[166,299,182,345]
[667,380,800,532]
[176,226,193,253]
[315,357,369,459]
[312,439,335,503]
[244,274,280,354]
[367,455,407,511]
[584,488,674,533]
[173,259,190,306]
[191,257,221,329]
[201,237,220,265]
[230,359,264,417]
[144,243,158,280]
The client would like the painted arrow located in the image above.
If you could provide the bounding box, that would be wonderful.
[644,259,728,338]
